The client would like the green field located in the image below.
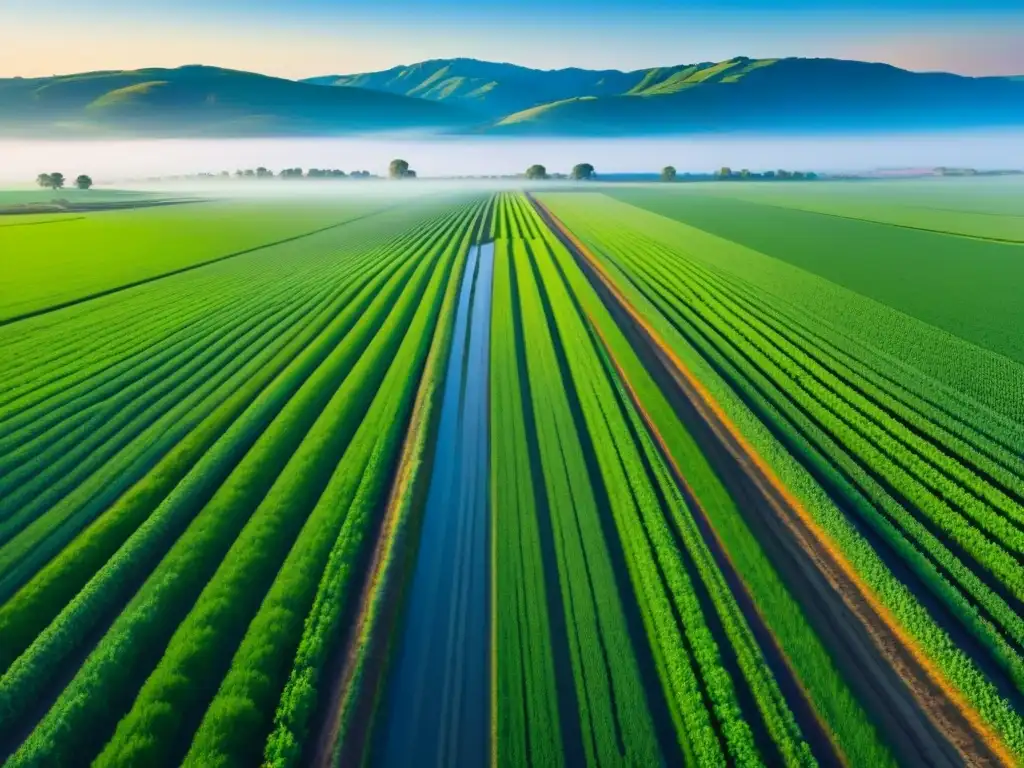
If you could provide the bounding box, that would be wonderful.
[0,199,405,320]
[608,185,1024,361]
[0,189,158,206]
[1,181,1022,767]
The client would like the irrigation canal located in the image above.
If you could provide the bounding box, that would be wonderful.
[374,241,495,767]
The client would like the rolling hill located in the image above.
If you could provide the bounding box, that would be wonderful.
[491,58,1024,135]
[303,58,649,119]
[311,56,1024,135]
[3,57,1022,138]
[0,65,465,138]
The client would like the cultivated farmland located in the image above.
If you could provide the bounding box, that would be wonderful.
[1,180,1022,767]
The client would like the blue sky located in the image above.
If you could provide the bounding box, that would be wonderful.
[2,0,1022,78]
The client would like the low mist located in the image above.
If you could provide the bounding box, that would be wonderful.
[1,130,1022,185]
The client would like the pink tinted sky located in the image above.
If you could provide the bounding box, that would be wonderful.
[1,2,1022,78]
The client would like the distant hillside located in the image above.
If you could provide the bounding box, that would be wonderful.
[312,57,1024,136]
[3,57,1022,138]
[303,58,650,119]
[0,65,465,138]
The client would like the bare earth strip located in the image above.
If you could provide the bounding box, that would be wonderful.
[531,195,1016,768]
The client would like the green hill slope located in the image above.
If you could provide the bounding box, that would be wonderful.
[4,57,1022,138]
[303,58,643,118]
[0,65,467,137]
[312,56,1024,136]
[485,58,1024,135]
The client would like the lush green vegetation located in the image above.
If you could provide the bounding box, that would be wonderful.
[0,194,485,766]
[485,192,854,766]
[609,185,1024,361]
[490,232,565,768]
[542,189,1024,760]
[0,199,394,320]
[3,181,1022,767]
[0,65,463,138]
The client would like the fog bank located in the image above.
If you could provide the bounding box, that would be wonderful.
[1,130,1022,184]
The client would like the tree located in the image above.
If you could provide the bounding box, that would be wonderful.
[717,167,733,179]
[256,167,273,178]
[776,169,791,179]
[75,175,93,190]
[36,172,65,190]
[570,163,595,180]
[389,159,410,179]
[404,169,417,178]
[525,164,547,180]
[660,166,677,182]
[740,169,751,179]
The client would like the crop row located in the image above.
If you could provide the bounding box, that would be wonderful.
[0,197,486,765]
[0,214,400,407]
[530,201,834,767]
[320,201,491,768]
[0,219,439,673]
[505,222,663,765]
[541,194,1024,758]
[491,192,840,766]
[184,214,476,768]
[491,228,567,768]
[0,206,467,652]
[580,227,1024,673]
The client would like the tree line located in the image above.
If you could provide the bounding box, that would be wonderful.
[524,164,816,182]
[36,173,93,190]
[216,168,375,179]
[34,161,821,187]
[659,166,819,181]
[525,164,597,180]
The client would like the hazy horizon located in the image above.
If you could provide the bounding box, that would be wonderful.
[2,131,1021,185]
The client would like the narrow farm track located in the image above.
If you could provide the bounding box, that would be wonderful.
[533,195,1019,767]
